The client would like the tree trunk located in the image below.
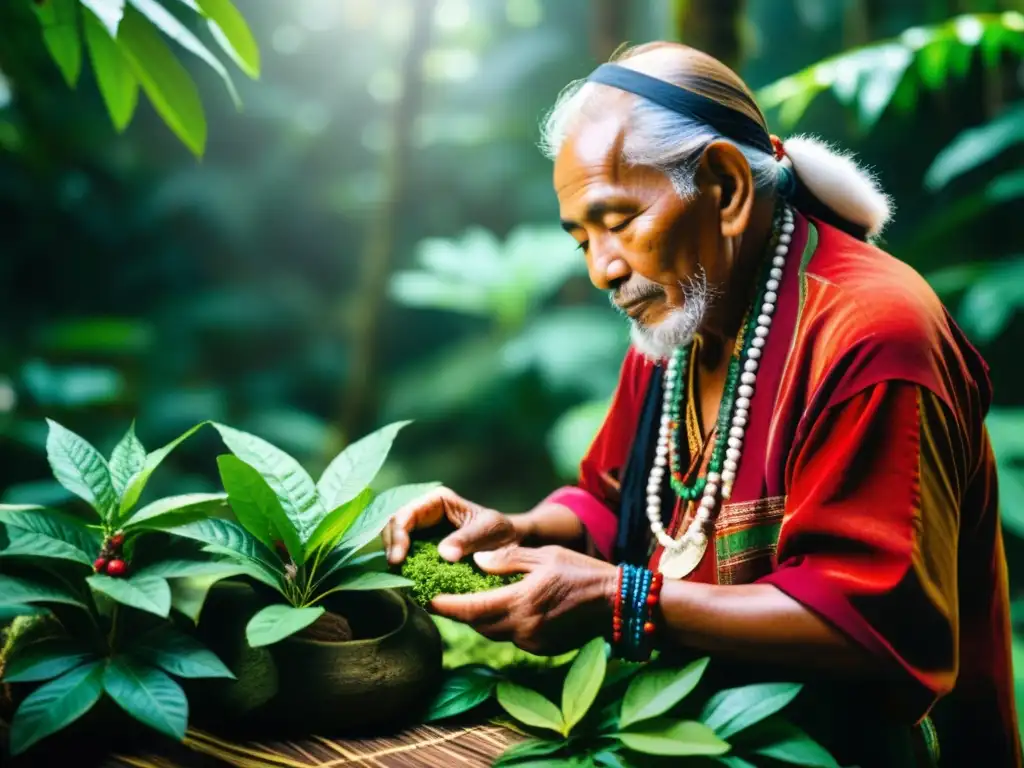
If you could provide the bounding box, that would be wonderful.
[591,0,630,62]
[339,0,436,439]
[674,0,746,72]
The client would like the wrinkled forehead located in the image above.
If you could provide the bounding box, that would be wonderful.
[552,113,631,200]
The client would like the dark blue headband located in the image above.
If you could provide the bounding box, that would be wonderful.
[587,63,775,157]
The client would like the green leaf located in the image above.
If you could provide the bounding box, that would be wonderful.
[425,665,501,722]
[218,454,303,565]
[161,516,281,575]
[317,421,410,511]
[45,419,117,520]
[338,482,441,557]
[617,718,730,757]
[127,0,240,106]
[127,492,228,528]
[169,568,247,623]
[319,570,414,595]
[0,605,46,622]
[133,558,245,580]
[245,604,325,647]
[87,573,171,617]
[700,682,803,740]
[496,681,564,735]
[119,422,207,517]
[925,104,1024,190]
[3,639,93,684]
[304,488,374,557]
[592,751,631,768]
[81,0,126,37]
[8,662,104,755]
[213,423,325,546]
[751,721,840,767]
[103,656,188,741]
[494,738,565,766]
[715,757,758,768]
[33,0,83,88]
[107,422,146,497]
[619,657,710,729]
[0,506,102,566]
[128,626,234,679]
[196,0,259,78]
[561,636,607,731]
[117,6,206,157]
[0,574,86,609]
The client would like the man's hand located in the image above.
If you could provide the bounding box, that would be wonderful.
[384,486,520,565]
[429,545,618,656]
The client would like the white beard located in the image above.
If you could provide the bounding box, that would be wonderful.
[616,272,714,363]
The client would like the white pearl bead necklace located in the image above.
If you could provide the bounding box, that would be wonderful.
[647,206,794,554]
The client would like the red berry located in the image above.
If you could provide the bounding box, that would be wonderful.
[106,559,127,577]
[93,558,107,572]
[109,533,125,549]
[643,622,656,635]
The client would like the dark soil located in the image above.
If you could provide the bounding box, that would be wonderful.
[299,610,353,642]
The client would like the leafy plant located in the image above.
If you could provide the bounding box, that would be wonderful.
[30,0,260,155]
[157,420,437,647]
[757,12,1024,131]
[425,637,839,767]
[0,418,241,756]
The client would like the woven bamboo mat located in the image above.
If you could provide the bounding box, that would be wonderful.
[99,723,520,768]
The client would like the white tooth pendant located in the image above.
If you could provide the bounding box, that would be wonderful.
[655,205,793,579]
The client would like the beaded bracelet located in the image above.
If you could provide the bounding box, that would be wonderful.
[612,564,664,661]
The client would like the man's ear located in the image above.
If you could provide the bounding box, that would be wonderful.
[697,140,757,238]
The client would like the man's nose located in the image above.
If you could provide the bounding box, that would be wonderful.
[587,243,630,291]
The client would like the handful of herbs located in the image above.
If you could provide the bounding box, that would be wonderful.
[400,541,521,607]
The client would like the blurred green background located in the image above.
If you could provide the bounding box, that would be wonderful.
[2,0,1024,724]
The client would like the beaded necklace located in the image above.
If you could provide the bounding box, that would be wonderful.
[649,204,794,566]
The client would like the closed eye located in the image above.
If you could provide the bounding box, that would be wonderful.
[609,216,634,233]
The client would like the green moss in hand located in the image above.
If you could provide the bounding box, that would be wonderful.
[401,541,521,607]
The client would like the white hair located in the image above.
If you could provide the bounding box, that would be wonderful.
[539,59,893,239]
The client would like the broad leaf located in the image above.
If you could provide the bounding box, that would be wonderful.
[925,104,1024,191]
[494,738,565,766]
[496,681,564,735]
[213,423,325,546]
[133,558,245,580]
[127,492,227,528]
[425,665,501,722]
[196,0,259,78]
[245,604,325,647]
[0,506,101,566]
[127,0,240,105]
[0,574,87,609]
[338,482,441,557]
[32,0,82,88]
[81,0,126,36]
[119,422,207,516]
[617,718,730,757]
[103,656,188,741]
[304,488,373,558]
[8,662,104,755]
[317,421,410,510]
[218,454,303,565]
[45,419,117,520]
[197,551,283,592]
[0,605,46,622]
[319,570,414,596]
[118,6,205,156]
[3,639,93,684]
[108,422,146,498]
[752,721,840,767]
[87,573,171,617]
[561,636,607,731]
[593,752,632,768]
[715,758,758,768]
[619,657,710,729]
[700,682,803,740]
[128,626,234,679]
[159,517,279,571]
[169,568,248,623]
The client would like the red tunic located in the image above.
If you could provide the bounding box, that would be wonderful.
[542,213,1020,766]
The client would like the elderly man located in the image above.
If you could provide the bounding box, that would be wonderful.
[385,43,1020,767]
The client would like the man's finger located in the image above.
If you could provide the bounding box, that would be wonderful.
[385,487,452,564]
[430,582,521,625]
[472,545,540,576]
[384,516,410,565]
[438,520,516,563]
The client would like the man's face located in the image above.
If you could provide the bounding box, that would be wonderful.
[554,116,723,358]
